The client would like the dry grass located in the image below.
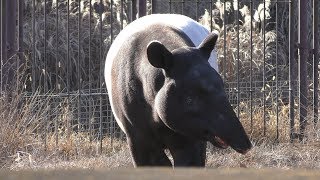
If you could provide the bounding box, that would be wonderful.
[7,137,320,170]
[1,77,320,170]
[2,88,320,170]
[206,143,320,169]
[1,82,319,170]
[0,92,43,168]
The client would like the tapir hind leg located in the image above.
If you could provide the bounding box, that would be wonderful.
[127,135,172,167]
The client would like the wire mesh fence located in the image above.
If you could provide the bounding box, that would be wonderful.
[0,0,319,153]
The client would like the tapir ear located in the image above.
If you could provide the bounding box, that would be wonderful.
[198,31,218,58]
[147,41,172,69]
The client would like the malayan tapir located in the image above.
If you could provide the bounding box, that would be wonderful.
[104,14,252,167]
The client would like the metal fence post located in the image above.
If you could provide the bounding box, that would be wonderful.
[99,0,103,154]
[151,0,155,14]
[298,0,308,141]
[16,1,25,93]
[138,0,146,18]
[313,0,319,128]
[289,0,296,142]
[131,0,146,20]
[1,0,7,94]
[132,0,137,20]
[0,1,2,95]
[3,0,16,91]
[6,0,16,59]
[17,0,25,81]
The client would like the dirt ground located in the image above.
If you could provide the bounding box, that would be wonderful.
[1,168,320,180]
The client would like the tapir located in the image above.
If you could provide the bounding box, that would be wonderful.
[104,14,252,167]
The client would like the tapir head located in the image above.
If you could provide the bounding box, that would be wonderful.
[147,32,252,154]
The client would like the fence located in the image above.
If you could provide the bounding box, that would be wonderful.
[0,0,319,152]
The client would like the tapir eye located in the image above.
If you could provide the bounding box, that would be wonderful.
[184,95,201,113]
[186,96,193,105]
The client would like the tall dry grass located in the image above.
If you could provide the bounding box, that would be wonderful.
[0,89,48,168]
[0,86,125,168]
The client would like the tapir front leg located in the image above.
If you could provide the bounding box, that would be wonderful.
[169,141,206,167]
[126,134,172,167]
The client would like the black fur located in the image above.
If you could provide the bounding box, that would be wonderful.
[107,23,251,167]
